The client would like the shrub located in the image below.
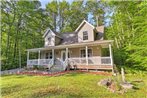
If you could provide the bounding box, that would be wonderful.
[33,65,39,70]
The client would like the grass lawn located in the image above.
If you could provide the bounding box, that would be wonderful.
[1,72,147,98]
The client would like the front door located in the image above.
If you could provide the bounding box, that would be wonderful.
[61,51,70,61]
[61,51,66,61]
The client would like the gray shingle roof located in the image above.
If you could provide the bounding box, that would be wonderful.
[61,32,78,45]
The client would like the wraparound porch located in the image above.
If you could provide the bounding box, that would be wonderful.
[26,40,114,70]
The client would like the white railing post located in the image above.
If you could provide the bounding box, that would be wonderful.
[38,50,40,65]
[109,44,113,66]
[66,48,68,64]
[27,51,29,67]
[85,46,88,65]
[52,49,54,65]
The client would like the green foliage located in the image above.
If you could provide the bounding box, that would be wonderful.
[32,65,46,71]
[106,1,147,73]
[2,0,147,72]
[1,0,107,70]
[1,0,47,70]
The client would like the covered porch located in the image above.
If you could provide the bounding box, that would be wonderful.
[27,40,114,70]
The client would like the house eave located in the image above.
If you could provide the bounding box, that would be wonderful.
[75,20,95,32]
[27,40,114,52]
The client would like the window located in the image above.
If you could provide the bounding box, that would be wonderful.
[45,52,52,59]
[45,53,49,59]
[48,37,51,45]
[48,37,51,41]
[80,49,92,57]
[88,49,92,57]
[83,31,88,40]
[49,52,52,59]
[95,32,99,40]
[81,50,86,57]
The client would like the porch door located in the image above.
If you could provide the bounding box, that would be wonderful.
[61,51,70,61]
[61,51,66,61]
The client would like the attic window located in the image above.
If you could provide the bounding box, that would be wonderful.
[83,31,88,40]
[48,37,51,41]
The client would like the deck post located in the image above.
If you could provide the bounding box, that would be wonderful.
[27,51,29,67]
[66,48,68,67]
[109,44,114,73]
[52,49,54,65]
[66,48,68,60]
[85,46,88,65]
[38,50,40,65]
[109,44,113,66]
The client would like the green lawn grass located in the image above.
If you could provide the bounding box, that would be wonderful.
[1,72,147,98]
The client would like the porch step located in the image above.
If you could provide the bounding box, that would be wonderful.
[50,61,64,72]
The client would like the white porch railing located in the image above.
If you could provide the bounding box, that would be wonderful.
[27,59,52,66]
[27,59,38,65]
[39,59,53,65]
[68,58,87,65]
[68,56,111,65]
[88,57,111,65]
[27,57,112,67]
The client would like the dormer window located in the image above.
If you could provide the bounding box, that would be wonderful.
[83,31,88,40]
[47,37,51,45]
[48,37,51,41]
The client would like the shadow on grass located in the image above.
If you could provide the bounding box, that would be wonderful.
[63,71,87,77]
[15,74,36,78]
[133,86,139,90]
[1,85,22,96]
[30,86,89,98]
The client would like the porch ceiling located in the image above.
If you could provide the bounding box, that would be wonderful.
[27,40,113,52]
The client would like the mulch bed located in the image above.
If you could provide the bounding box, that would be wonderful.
[16,70,112,77]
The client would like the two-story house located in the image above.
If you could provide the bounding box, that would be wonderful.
[27,20,114,71]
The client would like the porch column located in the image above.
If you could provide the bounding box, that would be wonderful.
[109,44,113,66]
[65,48,69,67]
[38,50,40,65]
[85,46,88,65]
[52,49,54,65]
[27,51,29,67]
[66,48,68,60]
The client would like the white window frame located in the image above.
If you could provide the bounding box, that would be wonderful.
[83,31,88,40]
[45,51,52,59]
[80,48,93,58]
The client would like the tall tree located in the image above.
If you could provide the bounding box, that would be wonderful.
[105,1,147,72]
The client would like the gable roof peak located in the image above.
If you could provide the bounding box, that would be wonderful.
[42,28,62,38]
[42,28,53,38]
[75,19,95,32]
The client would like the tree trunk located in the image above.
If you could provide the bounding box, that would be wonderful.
[13,14,22,59]
[5,7,16,65]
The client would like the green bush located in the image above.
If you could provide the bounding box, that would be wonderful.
[32,65,46,71]
[33,65,39,70]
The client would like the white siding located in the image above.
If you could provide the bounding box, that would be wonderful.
[77,23,94,42]
[44,31,55,47]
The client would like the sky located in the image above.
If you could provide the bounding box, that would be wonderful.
[39,0,110,26]
[39,0,94,24]
[39,0,74,9]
